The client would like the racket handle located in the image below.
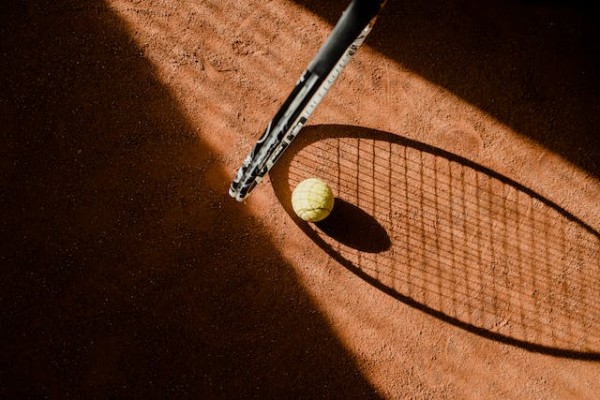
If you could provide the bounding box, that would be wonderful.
[309,0,385,77]
[229,0,386,201]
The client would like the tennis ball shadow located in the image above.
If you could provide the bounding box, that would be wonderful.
[316,198,391,253]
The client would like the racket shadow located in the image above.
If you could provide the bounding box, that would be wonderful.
[270,124,600,360]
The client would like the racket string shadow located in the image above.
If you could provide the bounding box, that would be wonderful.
[271,124,600,361]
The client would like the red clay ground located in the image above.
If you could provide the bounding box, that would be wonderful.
[2,0,599,398]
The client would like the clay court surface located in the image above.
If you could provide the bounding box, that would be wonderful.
[2,0,600,398]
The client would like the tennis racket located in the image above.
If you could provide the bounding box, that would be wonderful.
[229,0,387,201]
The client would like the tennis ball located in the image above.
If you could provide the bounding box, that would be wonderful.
[291,178,335,222]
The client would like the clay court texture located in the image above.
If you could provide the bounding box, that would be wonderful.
[2,0,599,398]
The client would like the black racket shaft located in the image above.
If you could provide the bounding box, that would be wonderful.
[229,0,386,201]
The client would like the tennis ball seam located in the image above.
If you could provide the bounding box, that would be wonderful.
[298,212,329,222]
[291,178,334,222]
[296,206,332,213]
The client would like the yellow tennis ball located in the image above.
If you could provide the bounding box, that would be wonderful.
[291,178,335,222]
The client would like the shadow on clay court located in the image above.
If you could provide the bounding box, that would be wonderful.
[0,1,382,398]
[316,198,391,253]
[293,0,600,178]
[271,124,600,361]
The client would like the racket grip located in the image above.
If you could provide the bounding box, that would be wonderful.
[308,0,385,77]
